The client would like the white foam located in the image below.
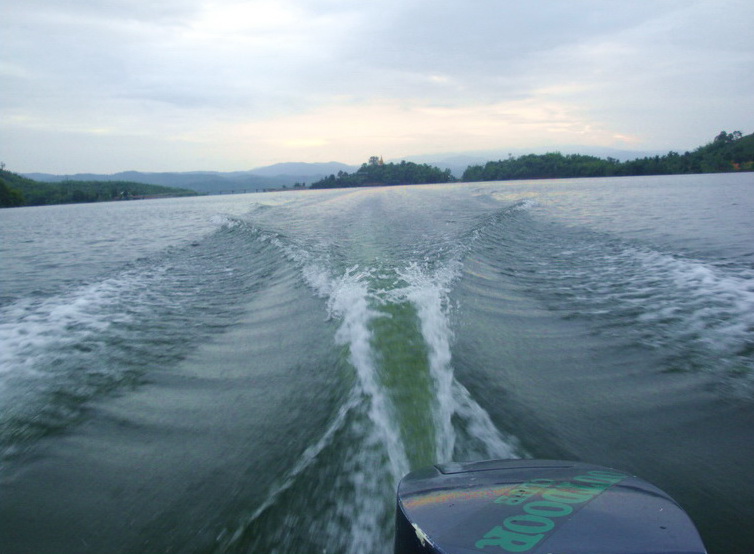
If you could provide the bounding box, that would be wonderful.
[0,275,139,382]
[209,214,242,228]
[216,235,523,553]
[326,267,409,482]
[391,262,459,461]
[632,249,754,356]
[451,380,520,460]
[217,389,362,550]
[392,261,520,462]
[283,261,411,553]
[270,221,522,466]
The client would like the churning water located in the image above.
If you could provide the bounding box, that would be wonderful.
[1,174,752,553]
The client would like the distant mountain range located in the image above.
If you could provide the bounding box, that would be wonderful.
[397,146,666,178]
[22,147,662,193]
[23,162,357,194]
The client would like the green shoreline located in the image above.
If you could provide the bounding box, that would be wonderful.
[312,130,754,189]
[0,171,197,208]
[3,130,752,206]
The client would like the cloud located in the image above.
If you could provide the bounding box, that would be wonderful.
[2,0,753,172]
[211,95,629,167]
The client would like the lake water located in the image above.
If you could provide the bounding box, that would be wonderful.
[1,173,753,553]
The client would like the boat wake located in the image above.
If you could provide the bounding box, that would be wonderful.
[214,229,520,553]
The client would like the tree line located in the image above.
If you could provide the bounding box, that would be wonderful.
[3,131,752,206]
[0,169,197,208]
[462,131,754,182]
[311,157,455,189]
[313,130,753,189]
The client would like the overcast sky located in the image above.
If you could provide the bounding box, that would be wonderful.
[2,0,753,173]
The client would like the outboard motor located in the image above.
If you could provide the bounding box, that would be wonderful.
[395,459,706,554]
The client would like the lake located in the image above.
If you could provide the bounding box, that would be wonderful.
[1,173,752,553]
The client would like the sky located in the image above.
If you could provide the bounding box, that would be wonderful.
[2,0,753,174]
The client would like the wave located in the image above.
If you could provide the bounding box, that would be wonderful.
[213,225,521,554]
[0,218,289,460]
[3,182,752,553]
[625,249,754,378]
[553,245,754,376]
[0,267,161,458]
[473,203,754,392]
[0,199,525,552]
[1,206,523,552]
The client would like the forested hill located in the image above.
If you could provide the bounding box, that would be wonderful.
[4,131,752,204]
[310,158,455,189]
[462,131,754,182]
[0,169,197,208]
